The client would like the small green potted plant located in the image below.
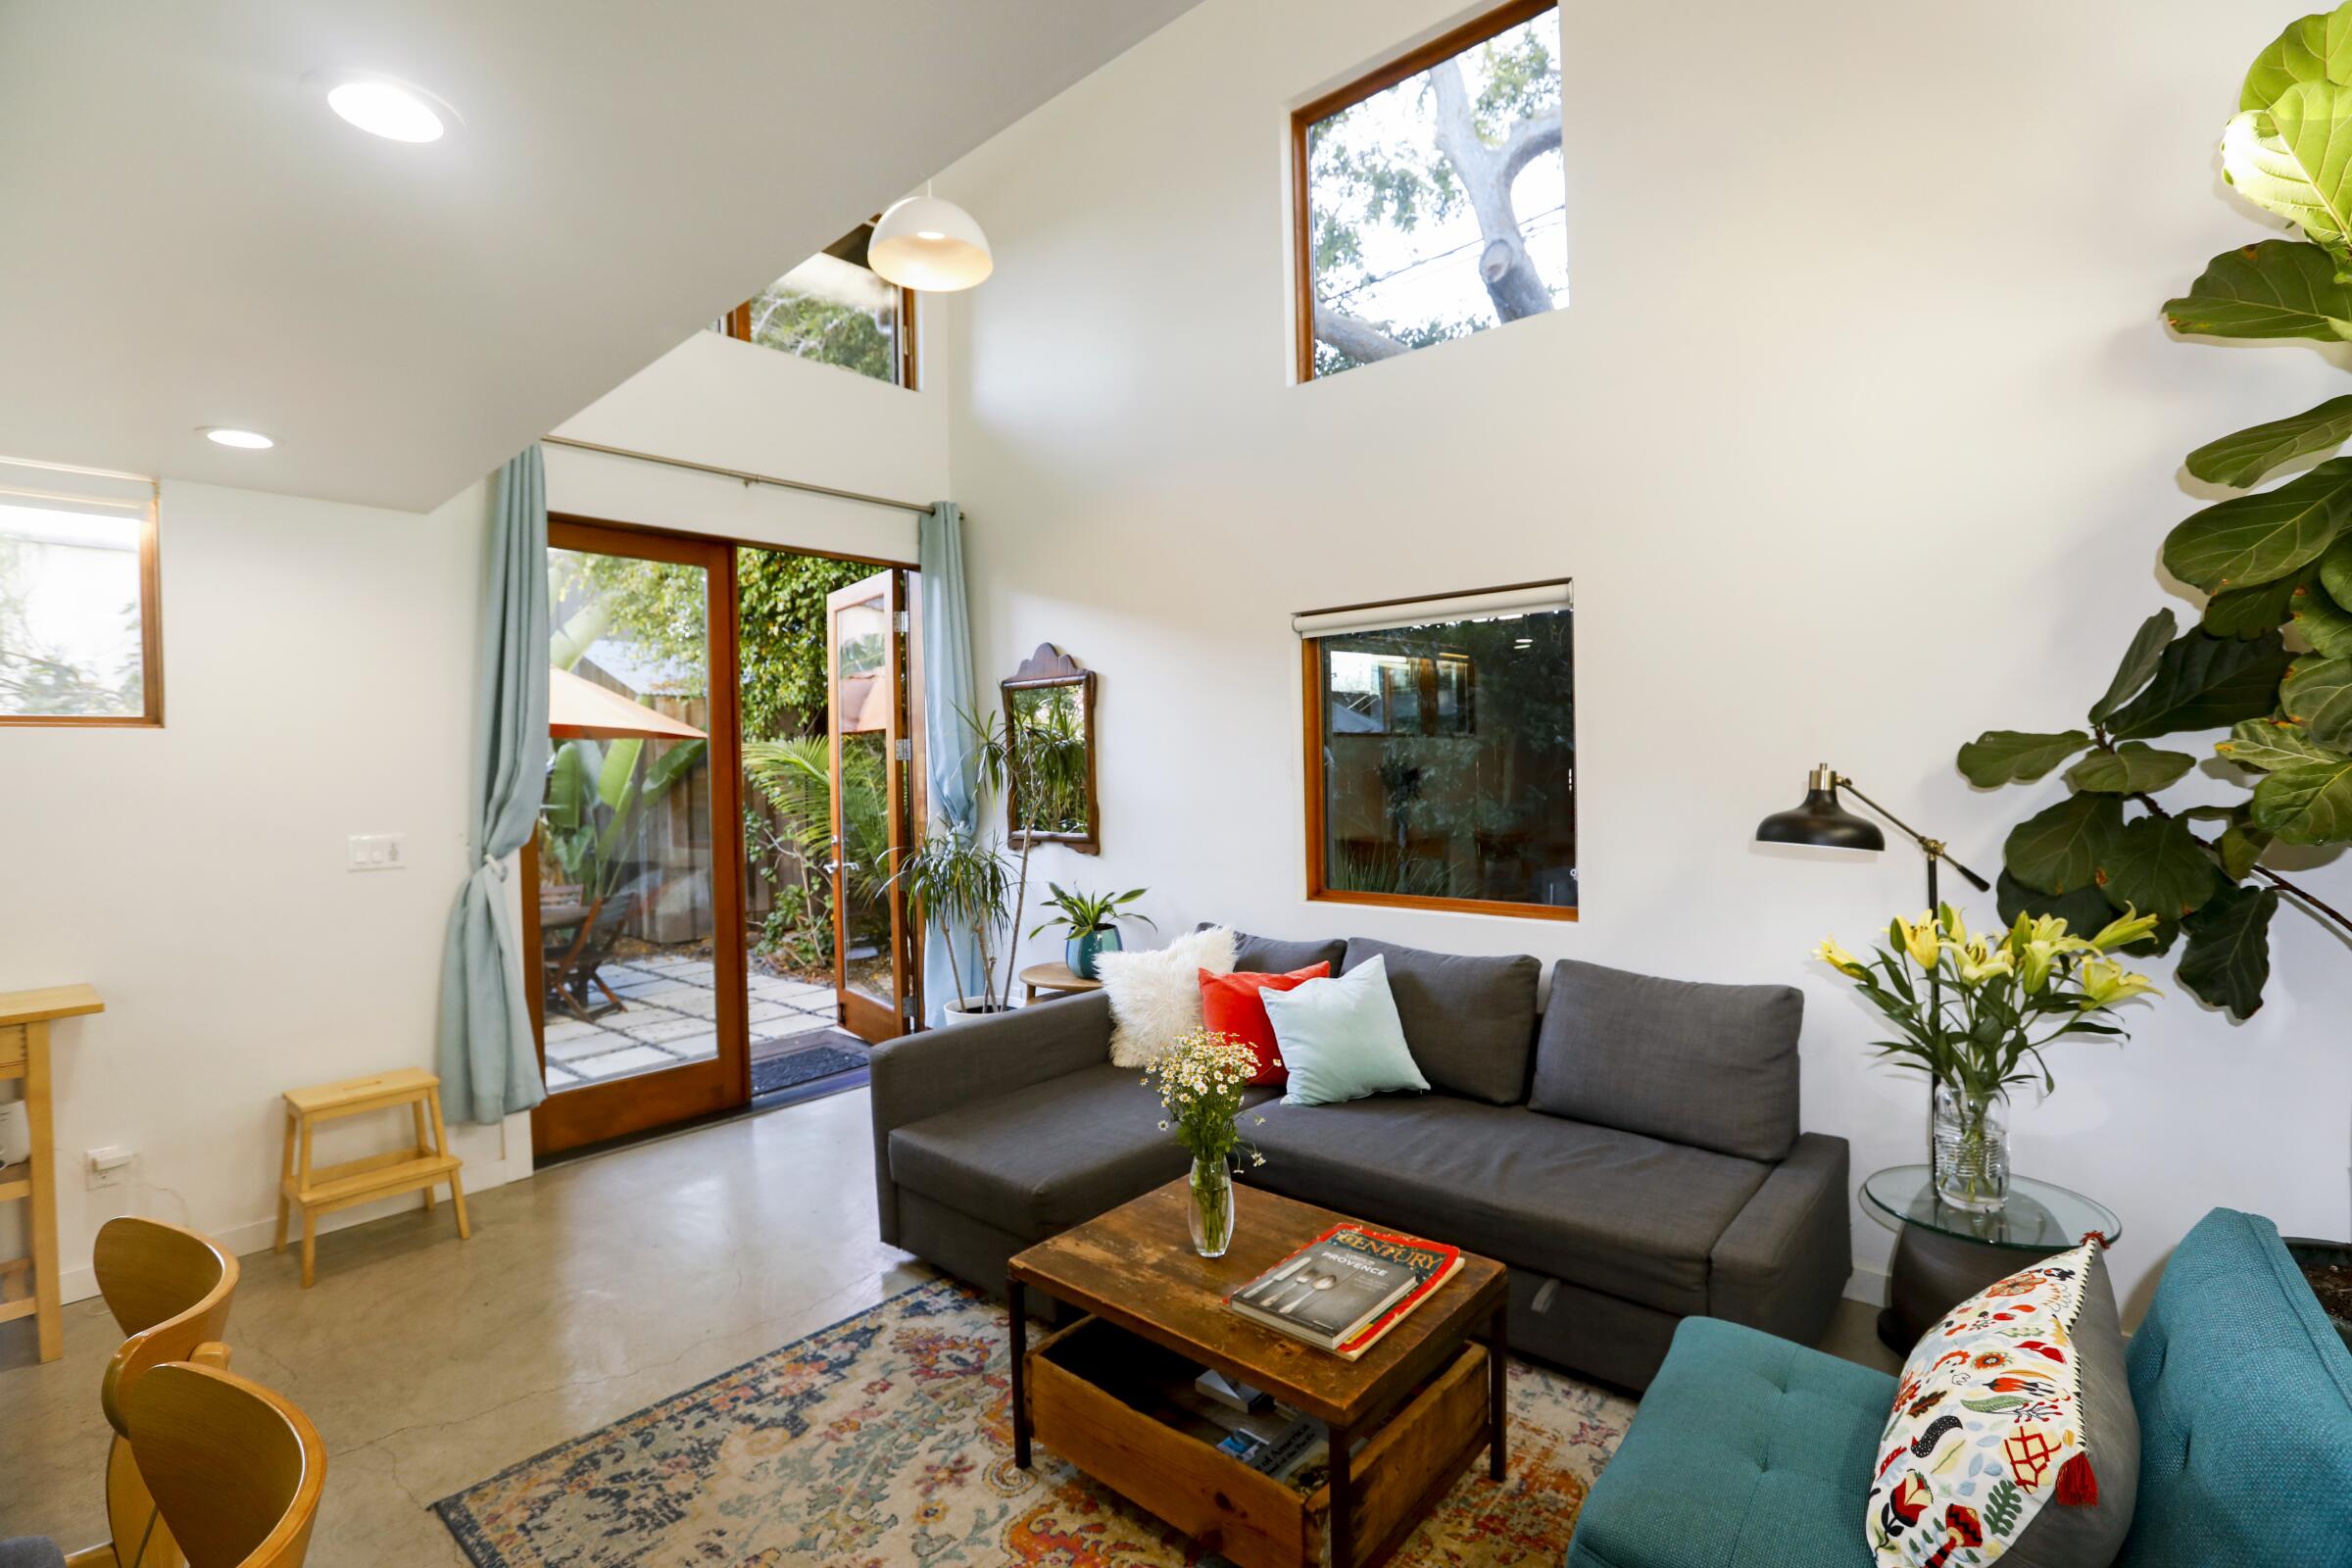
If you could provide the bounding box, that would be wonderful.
[1030,883,1153,979]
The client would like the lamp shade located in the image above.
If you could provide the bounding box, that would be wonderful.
[1755,766,1886,852]
[868,196,993,291]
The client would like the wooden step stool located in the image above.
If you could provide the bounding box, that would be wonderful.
[276,1067,468,1287]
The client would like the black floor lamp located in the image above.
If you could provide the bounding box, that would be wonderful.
[1754,764,1991,909]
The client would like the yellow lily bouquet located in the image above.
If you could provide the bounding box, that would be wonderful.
[1815,904,2162,1210]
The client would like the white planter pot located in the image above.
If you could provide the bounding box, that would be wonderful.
[938,999,1018,1027]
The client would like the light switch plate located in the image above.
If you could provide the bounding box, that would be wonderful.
[86,1145,134,1190]
[347,833,406,871]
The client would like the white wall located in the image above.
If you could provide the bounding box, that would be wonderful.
[936,0,2352,1319]
[549,326,943,563]
[1,324,951,1303]
[0,478,529,1299]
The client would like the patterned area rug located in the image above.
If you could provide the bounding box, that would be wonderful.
[435,1278,1635,1567]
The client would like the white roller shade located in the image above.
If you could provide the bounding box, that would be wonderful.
[1292,578,1572,639]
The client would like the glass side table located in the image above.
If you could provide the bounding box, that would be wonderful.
[1861,1164,2121,1353]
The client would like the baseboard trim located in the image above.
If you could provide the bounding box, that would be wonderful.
[1844,1262,1890,1307]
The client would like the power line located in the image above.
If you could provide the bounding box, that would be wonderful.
[1318,204,1566,307]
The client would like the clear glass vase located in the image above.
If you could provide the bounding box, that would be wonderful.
[1933,1081,2010,1213]
[1189,1156,1235,1258]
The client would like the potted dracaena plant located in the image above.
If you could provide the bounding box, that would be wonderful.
[1815,905,2163,1213]
[1030,883,1153,979]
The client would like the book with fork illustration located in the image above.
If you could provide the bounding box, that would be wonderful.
[1224,1223,1462,1357]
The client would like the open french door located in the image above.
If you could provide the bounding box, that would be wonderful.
[826,569,923,1042]
[526,520,749,1154]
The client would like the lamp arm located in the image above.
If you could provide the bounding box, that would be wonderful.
[1833,775,1993,894]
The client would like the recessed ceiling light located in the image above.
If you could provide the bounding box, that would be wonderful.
[326,76,448,142]
[201,427,274,450]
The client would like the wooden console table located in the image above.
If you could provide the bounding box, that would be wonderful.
[1,983,103,1362]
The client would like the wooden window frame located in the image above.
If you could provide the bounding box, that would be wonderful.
[0,471,164,728]
[1290,0,1556,384]
[1299,613,1577,925]
[723,224,919,392]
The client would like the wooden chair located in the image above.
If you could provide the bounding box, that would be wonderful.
[66,1217,238,1568]
[73,1363,325,1568]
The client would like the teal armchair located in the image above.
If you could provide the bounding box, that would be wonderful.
[1566,1208,2352,1568]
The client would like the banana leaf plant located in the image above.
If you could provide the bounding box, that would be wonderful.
[1960,2,2352,1020]
[541,735,707,906]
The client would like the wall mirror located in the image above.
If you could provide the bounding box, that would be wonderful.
[1002,644,1099,855]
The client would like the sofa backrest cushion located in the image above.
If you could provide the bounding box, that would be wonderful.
[1338,937,1540,1105]
[1529,958,1800,1162]
[2117,1207,2352,1568]
[1198,923,1348,976]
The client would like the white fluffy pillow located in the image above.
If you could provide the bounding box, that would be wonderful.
[1098,926,1237,1067]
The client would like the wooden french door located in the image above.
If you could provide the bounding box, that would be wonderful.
[526,519,749,1153]
[826,569,922,1042]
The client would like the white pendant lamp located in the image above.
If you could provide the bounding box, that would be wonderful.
[868,194,993,291]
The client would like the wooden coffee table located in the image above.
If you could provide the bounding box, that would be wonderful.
[1007,1179,1508,1568]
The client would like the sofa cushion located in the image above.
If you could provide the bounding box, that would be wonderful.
[1246,1096,1769,1316]
[889,1064,1199,1238]
[1530,957,1801,1162]
[1199,962,1328,1085]
[1339,937,1540,1105]
[2119,1207,2352,1568]
[1261,956,1429,1105]
[1198,923,1349,976]
[1565,1316,1886,1568]
[1099,926,1235,1068]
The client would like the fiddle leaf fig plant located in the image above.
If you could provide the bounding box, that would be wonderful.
[1961,4,2352,1020]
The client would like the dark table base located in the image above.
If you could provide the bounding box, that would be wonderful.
[1877,1221,2075,1354]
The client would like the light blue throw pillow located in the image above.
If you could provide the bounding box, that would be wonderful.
[1260,955,1430,1106]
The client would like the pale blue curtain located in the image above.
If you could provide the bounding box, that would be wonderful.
[919,501,982,1023]
[437,448,552,1122]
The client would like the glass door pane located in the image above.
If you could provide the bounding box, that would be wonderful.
[827,571,914,1041]
[531,523,747,1153]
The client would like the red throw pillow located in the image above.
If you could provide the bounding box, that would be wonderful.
[1199,963,1330,1087]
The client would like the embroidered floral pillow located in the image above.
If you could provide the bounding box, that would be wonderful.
[1866,1240,2138,1568]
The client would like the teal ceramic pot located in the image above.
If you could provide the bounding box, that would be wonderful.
[1066,927,1122,979]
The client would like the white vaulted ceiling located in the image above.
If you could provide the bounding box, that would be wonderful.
[0,1,1199,511]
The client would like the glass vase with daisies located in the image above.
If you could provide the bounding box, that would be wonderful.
[1815,904,2162,1214]
[1143,1028,1266,1258]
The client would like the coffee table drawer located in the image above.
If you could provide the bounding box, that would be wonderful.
[1026,1315,1490,1568]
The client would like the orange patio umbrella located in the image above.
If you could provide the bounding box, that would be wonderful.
[549,665,707,741]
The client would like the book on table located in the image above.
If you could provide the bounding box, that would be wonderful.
[1226,1223,1463,1358]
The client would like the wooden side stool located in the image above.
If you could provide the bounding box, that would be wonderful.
[276,1067,467,1287]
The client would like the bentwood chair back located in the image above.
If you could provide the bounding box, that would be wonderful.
[72,1217,239,1568]
[121,1363,326,1568]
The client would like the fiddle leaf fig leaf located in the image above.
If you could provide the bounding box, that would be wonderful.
[2220,87,2352,251]
[2281,653,2352,750]
[2293,576,2352,654]
[2064,743,2199,794]
[2162,457,2352,593]
[2164,241,2352,339]
[2004,794,2126,897]
[1996,870,2176,956]
[2326,532,2352,610]
[2104,629,2293,739]
[2222,818,2275,881]
[2177,883,2280,1020]
[2218,715,2342,771]
[2252,753,2352,842]
[2186,395,2352,487]
[1958,730,2091,787]
[2204,567,2313,638]
[2089,610,2177,722]
[2094,815,2222,919]
[2243,8,2352,113]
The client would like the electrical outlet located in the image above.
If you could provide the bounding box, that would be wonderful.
[86,1145,134,1190]
[347,833,406,871]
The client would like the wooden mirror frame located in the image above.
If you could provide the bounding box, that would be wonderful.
[1002,644,1100,856]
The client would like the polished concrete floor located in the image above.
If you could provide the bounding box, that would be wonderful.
[0,1088,1894,1563]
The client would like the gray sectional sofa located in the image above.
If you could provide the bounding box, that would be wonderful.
[867,930,1851,1390]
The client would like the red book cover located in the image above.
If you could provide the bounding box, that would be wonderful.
[1226,1222,1461,1358]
